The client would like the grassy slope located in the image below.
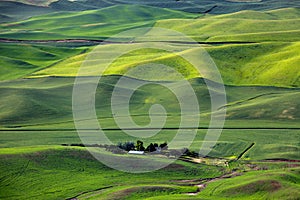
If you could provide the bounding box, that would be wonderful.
[0,4,299,200]
[1,7,299,42]
[32,48,201,80]
[48,0,300,14]
[1,0,299,24]
[0,147,221,199]
[0,1,54,23]
[155,8,300,42]
[206,42,300,87]
[199,169,300,200]
[0,5,197,40]
[5,0,58,6]
[0,128,299,160]
[0,130,299,199]
[0,76,299,129]
[0,43,86,81]
[23,8,299,87]
[31,42,300,87]
[146,168,300,200]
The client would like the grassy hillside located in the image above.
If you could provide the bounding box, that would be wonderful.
[48,0,300,14]
[32,48,201,80]
[0,5,197,40]
[1,129,299,160]
[1,0,298,23]
[30,42,300,87]
[0,1,54,23]
[0,76,299,129]
[0,6,298,134]
[0,43,86,80]
[0,3,299,200]
[155,8,300,42]
[0,130,299,199]
[4,7,295,87]
[145,168,300,199]
[6,0,58,6]
[0,147,220,199]
[1,7,299,42]
[206,42,300,87]
[194,168,300,200]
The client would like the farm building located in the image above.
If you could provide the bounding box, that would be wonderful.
[128,150,145,155]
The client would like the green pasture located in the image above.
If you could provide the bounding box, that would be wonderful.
[0,5,197,40]
[0,146,221,199]
[0,128,299,199]
[155,8,300,42]
[0,76,299,128]
[0,2,299,199]
[0,129,299,160]
[144,168,300,200]
[0,43,86,81]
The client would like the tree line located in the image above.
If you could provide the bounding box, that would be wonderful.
[117,140,168,152]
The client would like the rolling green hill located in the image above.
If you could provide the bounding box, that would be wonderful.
[46,0,300,14]
[1,0,299,24]
[0,76,299,129]
[0,43,86,81]
[1,6,298,87]
[0,1,54,23]
[0,130,299,199]
[0,146,220,199]
[1,6,299,42]
[0,5,298,135]
[155,8,300,42]
[6,0,58,6]
[155,168,300,200]
[30,42,300,87]
[0,2,299,200]
[206,42,300,87]
[0,5,197,40]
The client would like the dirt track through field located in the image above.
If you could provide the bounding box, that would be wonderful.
[65,185,113,200]
[185,171,242,196]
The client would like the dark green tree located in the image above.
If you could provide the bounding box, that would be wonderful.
[117,141,135,151]
[145,143,156,152]
[136,140,145,151]
[159,142,168,150]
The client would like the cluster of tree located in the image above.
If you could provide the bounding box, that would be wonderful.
[117,141,135,151]
[117,140,168,152]
[62,142,199,158]
[145,142,168,152]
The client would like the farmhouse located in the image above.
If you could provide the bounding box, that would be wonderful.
[128,150,145,155]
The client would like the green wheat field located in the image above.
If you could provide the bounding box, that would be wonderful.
[0,0,299,199]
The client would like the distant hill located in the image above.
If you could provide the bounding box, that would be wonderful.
[3,0,58,6]
[1,0,299,22]
[0,43,84,81]
[0,5,197,40]
[0,2,299,127]
[0,6,298,87]
[156,8,300,43]
[0,1,54,23]
[47,0,300,14]
[0,1,53,23]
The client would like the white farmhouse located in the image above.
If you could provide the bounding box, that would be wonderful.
[128,150,145,155]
